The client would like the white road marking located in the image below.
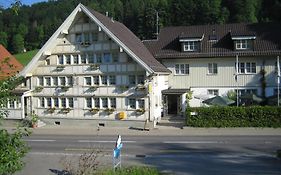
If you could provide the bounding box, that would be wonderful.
[78,140,136,143]
[162,141,221,144]
[25,139,56,142]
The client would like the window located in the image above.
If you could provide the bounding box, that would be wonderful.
[68,98,74,108]
[54,98,59,108]
[87,53,94,64]
[238,89,257,96]
[129,99,136,109]
[129,75,136,85]
[137,75,145,85]
[53,77,58,86]
[112,53,118,63]
[65,55,71,64]
[45,77,51,86]
[46,97,52,107]
[96,53,102,63]
[45,59,50,65]
[109,75,116,85]
[207,89,219,96]
[110,98,116,108]
[103,53,111,63]
[101,76,107,85]
[61,98,66,108]
[92,32,98,42]
[59,77,66,86]
[184,41,198,51]
[208,63,218,74]
[94,98,100,108]
[239,62,256,74]
[101,98,108,108]
[85,77,92,86]
[73,55,79,64]
[38,77,44,86]
[81,54,86,64]
[39,97,45,107]
[175,64,189,75]
[58,55,64,65]
[236,40,249,50]
[93,76,99,85]
[137,99,145,109]
[86,98,92,108]
[67,77,73,86]
[9,100,15,108]
[84,33,90,43]
[76,33,82,43]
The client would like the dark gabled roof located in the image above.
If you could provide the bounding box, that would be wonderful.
[0,45,23,80]
[85,6,170,73]
[144,23,281,59]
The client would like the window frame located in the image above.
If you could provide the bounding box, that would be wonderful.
[175,64,189,75]
[208,63,218,74]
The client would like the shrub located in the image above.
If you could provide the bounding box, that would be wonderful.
[100,166,161,175]
[186,106,281,127]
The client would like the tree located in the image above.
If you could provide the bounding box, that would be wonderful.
[12,33,24,53]
[0,54,30,175]
[0,76,29,174]
[0,32,8,48]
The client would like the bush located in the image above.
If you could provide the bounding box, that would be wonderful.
[186,106,281,127]
[100,166,161,175]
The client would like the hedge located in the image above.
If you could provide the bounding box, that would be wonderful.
[186,106,281,127]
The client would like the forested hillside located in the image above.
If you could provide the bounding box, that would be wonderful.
[0,0,280,54]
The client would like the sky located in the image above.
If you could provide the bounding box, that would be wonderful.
[0,0,47,8]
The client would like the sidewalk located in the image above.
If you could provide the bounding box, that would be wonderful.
[3,125,281,136]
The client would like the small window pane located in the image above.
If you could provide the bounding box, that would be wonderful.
[45,77,51,86]
[68,98,74,108]
[93,76,99,85]
[73,55,79,64]
[54,98,59,107]
[76,33,82,43]
[129,75,136,85]
[110,98,116,108]
[129,99,136,109]
[47,98,52,107]
[81,54,86,64]
[94,98,100,108]
[96,53,102,63]
[101,76,107,85]
[65,55,71,64]
[85,77,92,86]
[86,98,92,108]
[60,77,66,86]
[109,75,116,85]
[103,53,111,63]
[138,99,145,109]
[53,77,58,86]
[61,98,66,108]
[58,55,64,65]
[101,98,108,108]
[112,53,118,63]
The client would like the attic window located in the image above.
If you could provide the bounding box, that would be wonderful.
[183,41,199,51]
[231,35,256,50]
[235,40,249,50]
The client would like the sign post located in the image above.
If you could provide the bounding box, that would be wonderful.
[113,135,122,171]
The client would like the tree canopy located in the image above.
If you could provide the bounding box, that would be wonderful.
[0,0,280,54]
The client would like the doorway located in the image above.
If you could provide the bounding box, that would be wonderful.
[167,95,179,114]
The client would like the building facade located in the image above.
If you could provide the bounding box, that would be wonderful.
[144,23,281,115]
[6,4,170,127]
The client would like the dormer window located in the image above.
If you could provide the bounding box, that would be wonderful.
[179,34,204,52]
[183,41,199,51]
[231,35,256,50]
[235,39,249,50]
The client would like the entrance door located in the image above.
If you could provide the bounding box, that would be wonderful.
[168,95,178,114]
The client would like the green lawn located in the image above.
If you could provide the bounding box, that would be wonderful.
[14,49,39,66]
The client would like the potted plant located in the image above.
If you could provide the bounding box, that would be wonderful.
[29,111,39,128]
[136,108,145,115]
[104,108,115,114]
[56,65,65,71]
[118,85,129,92]
[89,64,100,70]
[60,86,69,92]
[47,107,56,114]
[135,84,146,91]
[33,86,43,93]
[89,107,99,114]
[60,107,71,114]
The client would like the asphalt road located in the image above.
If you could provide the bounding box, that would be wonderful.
[16,134,281,175]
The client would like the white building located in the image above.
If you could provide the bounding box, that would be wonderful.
[6,4,170,127]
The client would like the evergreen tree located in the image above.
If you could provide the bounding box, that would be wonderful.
[0,31,8,48]
[12,33,24,53]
